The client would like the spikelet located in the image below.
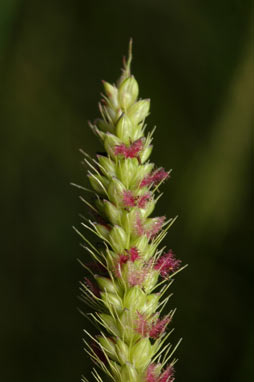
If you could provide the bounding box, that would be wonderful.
[74,40,186,382]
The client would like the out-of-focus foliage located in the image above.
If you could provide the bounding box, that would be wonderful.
[0,1,252,382]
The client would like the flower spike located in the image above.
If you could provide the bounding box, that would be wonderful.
[75,40,184,382]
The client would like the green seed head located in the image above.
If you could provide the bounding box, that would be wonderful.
[120,363,138,382]
[97,335,117,361]
[109,225,127,252]
[130,337,153,370]
[115,113,133,144]
[104,199,122,225]
[103,81,119,109]
[94,275,121,294]
[115,338,129,364]
[76,40,183,382]
[108,177,126,206]
[127,99,150,125]
[123,286,146,311]
[104,133,122,159]
[97,155,116,177]
[118,75,139,110]
[101,291,123,312]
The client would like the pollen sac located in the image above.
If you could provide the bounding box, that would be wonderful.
[130,338,153,370]
[144,216,165,238]
[118,75,139,110]
[146,363,162,381]
[127,99,150,125]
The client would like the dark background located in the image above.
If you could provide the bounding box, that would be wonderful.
[0,0,253,381]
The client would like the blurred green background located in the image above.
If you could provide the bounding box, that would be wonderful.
[0,0,253,381]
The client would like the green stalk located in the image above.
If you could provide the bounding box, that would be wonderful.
[75,40,185,382]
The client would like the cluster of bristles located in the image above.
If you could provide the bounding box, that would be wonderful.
[74,41,183,382]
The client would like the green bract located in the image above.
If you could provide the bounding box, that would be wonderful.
[76,40,184,382]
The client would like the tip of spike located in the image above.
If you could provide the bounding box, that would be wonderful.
[127,38,133,69]
[119,38,134,85]
[123,38,133,72]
